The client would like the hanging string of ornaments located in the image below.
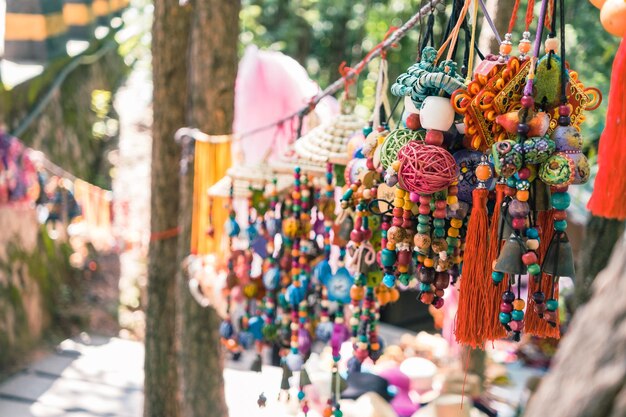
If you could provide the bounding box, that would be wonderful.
[194,0,609,413]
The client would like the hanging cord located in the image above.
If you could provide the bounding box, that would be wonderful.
[507,0,522,34]
[523,0,551,97]
[524,0,536,31]
[546,0,557,70]
[437,0,473,63]
[478,0,502,44]
[559,0,567,104]
[466,0,480,81]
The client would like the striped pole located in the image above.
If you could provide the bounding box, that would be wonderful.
[63,0,96,39]
[4,0,69,61]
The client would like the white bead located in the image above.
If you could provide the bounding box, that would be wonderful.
[420,96,455,131]
[527,239,540,250]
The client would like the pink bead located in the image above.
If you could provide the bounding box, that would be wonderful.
[392,217,403,227]
[425,130,444,146]
[512,217,526,230]
[522,252,538,265]
[521,95,534,109]
[509,320,524,331]
[381,222,390,231]
[534,303,546,315]
[435,200,447,209]
[350,230,364,243]
[362,229,372,240]
[366,158,375,170]
[410,192,420,203]
[552,185,569,193]
[500,302,513,313]
[518,167,531,180]
[558,104,571,116]
[419,195,431,204]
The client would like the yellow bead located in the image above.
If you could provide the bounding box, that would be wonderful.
[403,201,413,211]
[395,188,406,198]
[448,227,460,238]
[450,218,463,228]
[387,243,396,251]
[513,299,525,310]
[393,198,404,207]
[517,190,529,202]
[447,195,459,205]
[397,265,409,273]
[424,258,434,267]
[392,161,401,172]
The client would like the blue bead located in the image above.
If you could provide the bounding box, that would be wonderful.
[551,192,571,210]
[499,312,512,324]
[492,271,504,283]
[554,220,568,232]
[383,274,396,288]
[297,391,305,400]
[546,299,558,311]
[419,283,431,291]
[512,310,524,321]
[526,228,539,239]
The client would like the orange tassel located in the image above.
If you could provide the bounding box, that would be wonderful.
[588,38,626,219]
[525,210,560,338]
[482,184,507,341]
[455,188,490,348]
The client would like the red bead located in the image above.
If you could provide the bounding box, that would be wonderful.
[505,187,517,197]
[435,289,444,297]
[406,113,421,130]
[558,104,571,116]
[448,185,459,196]
[433,297,445,309]
[397,250,411,264]
[518,167,531,180]
[366,158,375,170]
[392,217,403,227]
[435,200,447,209]
[553,210,567,221]
[419,195,431,204]
[419,205,430,215]
[551,185,569,193]
[433,209,447,218]
[393,208,403,216]
[425,130,444,146]
[500,302,513,313]
[522,251,538,265]
[512,218,526,230]
[362,229,372,240]
[420,292,435,304]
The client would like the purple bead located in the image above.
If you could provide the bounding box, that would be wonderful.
[502,291,515,303]
[517,124,530,135]
[418,266,435,284]
[298,328,312,355]
[509,199,530,218]
[532,291,545,304]
[558,116,570,126]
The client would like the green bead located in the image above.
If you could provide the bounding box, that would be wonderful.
[399,273,411,286]
[527,263,541,276]
[512,310,524,321]
[419,283,431,291]
[334,410,343,417]
[554,220,567,232]
[433,218,446,228]
[446,237,459,247]
[433,228,446,238]
[546,299,558,311]
[418,214,430,225]
[551,192,571,210]
[417,224,430,234]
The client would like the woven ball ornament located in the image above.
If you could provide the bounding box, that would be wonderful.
[397,141,457,194]
[379,129,424,170]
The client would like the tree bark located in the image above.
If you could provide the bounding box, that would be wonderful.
[176,1,240,417]
[524,238,626,417]
[144,2,191,417]
[574,216,625,309]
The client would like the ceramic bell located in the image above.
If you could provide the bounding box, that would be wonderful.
[494,234,527,275]
[420,96,455,131]
[543,234,575,277]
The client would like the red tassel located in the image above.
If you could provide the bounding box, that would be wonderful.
[588,38,626,219]
[455,188,490,348]
[482,184,507,341]
[525,210,560,338]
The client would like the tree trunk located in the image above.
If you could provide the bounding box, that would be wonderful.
[478,0,516,54]
[144,2,191,417]
[574,216,625,309]
[524,238,626,417]
[176,1,240,417]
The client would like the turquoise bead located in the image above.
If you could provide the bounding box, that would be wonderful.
[512,310,524,321]
[551,192,571,210]
[433,228,446,238]
[526,228,539,239]
[506,177,517,188]
[554,220,567,232]
[418,214,430,225]
[433,218,446,228]
[383,274,396,288]
[419,283,431,291]
[492,271,504,283]
[499,312,512,324]
[417,224,430,234]
[399,273,411,285]
[381,249,396,267]
[298,391,305,400]
[546,299,558,311]
[528,263,541,275]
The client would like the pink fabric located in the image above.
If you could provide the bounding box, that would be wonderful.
[233,46,338,164]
